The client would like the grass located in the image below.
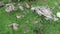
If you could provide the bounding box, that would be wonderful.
[0,0,60,34]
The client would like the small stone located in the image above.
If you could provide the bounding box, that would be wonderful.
[26,3,31,8]
[53,17,58,21]
[16,15,21,18]
[5,4,15,13]
[16,14,24,19]
[0,2,4,7]
[57,12,60,18]
[8,23,19,30]
[31,7,36,10]
[18,4,24,11]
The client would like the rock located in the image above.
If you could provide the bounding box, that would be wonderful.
[31,6,58,21]
[8,23,19,30]
[16,14,21,18]
[31,6,52,19]
[53,17,58,21]
[5,4,15,13]
[16,14,24,19]
[57,12,60,18]
[18,4,24,11]
[26,3,31,8]
[0,2,4,7]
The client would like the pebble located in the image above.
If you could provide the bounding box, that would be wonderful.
[5,4,15,13]
[57,12,60,18]
[18,4,24,11]
[8,23,19,30]
[0,2,4,7]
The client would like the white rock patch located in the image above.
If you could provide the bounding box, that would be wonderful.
[31,6,58,21]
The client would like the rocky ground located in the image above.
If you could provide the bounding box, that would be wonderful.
[0,0,60,34]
